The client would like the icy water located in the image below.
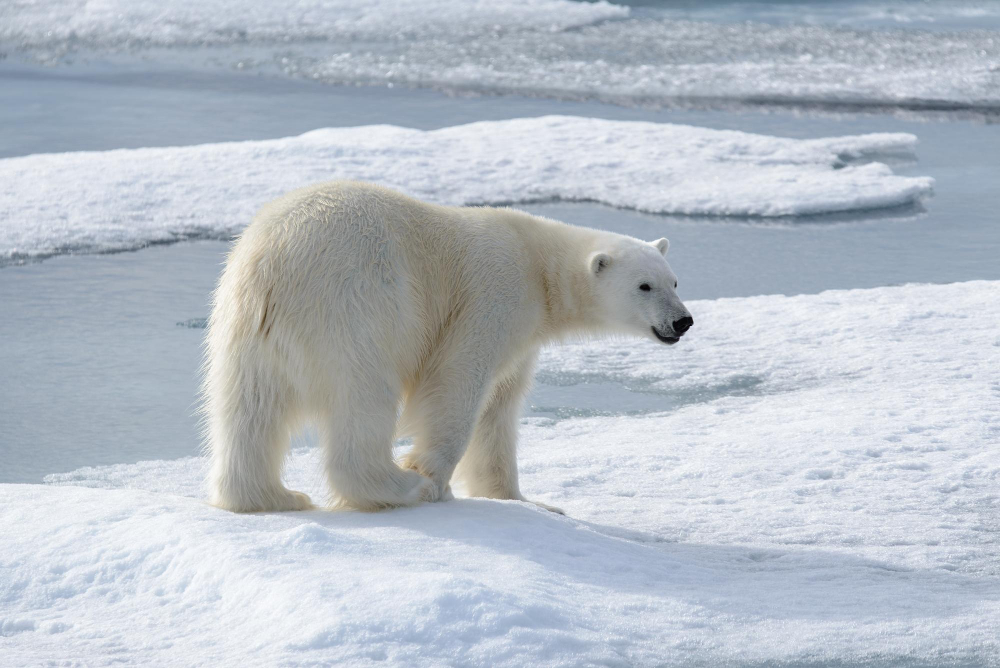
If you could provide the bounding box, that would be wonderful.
[0,238,766,482]
[1,0,999,482]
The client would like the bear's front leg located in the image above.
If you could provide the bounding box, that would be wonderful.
[401,455,455,502]
[400,329,504,502]
[401,374,484,502]
[454,352,565,515]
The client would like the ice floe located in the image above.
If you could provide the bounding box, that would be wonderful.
[0,0,627,50]
[298,19,1000,113]
[9,279,997,666]
[0,116,932,265]
[4,0,999,112]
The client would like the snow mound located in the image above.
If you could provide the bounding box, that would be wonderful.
[0,116,932,265]
[12,280,999,665]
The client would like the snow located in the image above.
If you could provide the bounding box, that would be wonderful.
[643,1,1000,30]
[0,0,627,50]
[6,279,999,665]
[300,20,1000,112]
[4,0,998,111]
[0,116,932,265]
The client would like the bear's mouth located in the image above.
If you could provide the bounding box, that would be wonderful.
[651,326,680,345]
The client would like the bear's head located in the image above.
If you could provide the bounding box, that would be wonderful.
[587,237,693,345]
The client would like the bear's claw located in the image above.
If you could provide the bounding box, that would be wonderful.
[418,479,454,503]
[527,499,565,515]
[273,490,314,512]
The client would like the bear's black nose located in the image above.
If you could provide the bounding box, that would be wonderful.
[672,316,693,335]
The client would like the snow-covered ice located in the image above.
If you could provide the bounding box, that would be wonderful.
[0,116,932,265]
[4,0,999,112]
[643,0,1000,31]
[6,279,998,666]
[0,0,627,49]
[299,20,1000,112]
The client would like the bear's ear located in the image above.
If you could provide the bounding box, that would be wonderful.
[589,251,611,275]
[652,238,670,256]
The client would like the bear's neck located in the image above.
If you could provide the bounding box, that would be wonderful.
[519,215,604,342]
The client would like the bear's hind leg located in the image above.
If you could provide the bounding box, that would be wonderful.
[323,372,435,511]
[205,361,313,513]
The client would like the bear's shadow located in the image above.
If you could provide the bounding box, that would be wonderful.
[277,497,997,626]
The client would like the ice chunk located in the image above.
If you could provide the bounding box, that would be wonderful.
[4,1,998,112]
[23,279,1000,665]
[0,116,932,265]
[0,0,628,50]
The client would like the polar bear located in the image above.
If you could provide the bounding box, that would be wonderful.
[203,181,692,513]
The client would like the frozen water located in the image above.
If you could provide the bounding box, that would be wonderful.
[5,279,997,666]
[0,116,931,265]
[627,0,1000,32]
[3,0,998,113]
[293,19,1000,113]
[0,0,627,49]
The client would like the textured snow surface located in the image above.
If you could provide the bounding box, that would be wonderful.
[7,280,999,666]
[0,116,932,264]
[0,0,627,48]
[4,0,999,111]
[298,20,1000,111]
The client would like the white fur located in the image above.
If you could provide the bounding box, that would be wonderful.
[202,181,691,513]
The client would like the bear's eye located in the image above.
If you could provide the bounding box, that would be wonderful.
[639,283,651,292]
[674,281,678,289]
